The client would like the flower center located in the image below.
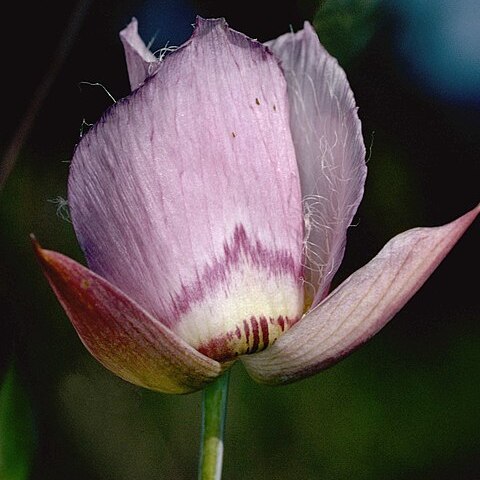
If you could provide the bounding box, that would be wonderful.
[169,225,305,362]
[196,314,300,362]
[172,260,304,362]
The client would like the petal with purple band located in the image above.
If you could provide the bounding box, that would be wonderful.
[242,206,479,385]
[267,22,367,307]
[69,17,304,361]
[119,18,160,91]
[33,238,224,394]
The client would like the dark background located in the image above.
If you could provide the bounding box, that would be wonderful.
[1,0,479,479]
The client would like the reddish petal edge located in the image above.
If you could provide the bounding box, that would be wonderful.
[32,237,225,394]
[242,204,479,385]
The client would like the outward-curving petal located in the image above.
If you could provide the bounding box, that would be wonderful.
[33,239,223,394]
[69,18,304,362]
[243,206,479,385]
[267,22,367,307]
[119,18,160,91]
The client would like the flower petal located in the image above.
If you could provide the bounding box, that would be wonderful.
[32,238,223,394]
[69,18,304,361]
[119,18,160,91]
[267,22,367,306]
[242,205,479,385]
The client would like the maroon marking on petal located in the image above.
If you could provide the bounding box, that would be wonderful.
[243,319,250,345]
[197,314,302,361]
[197,336,233,363]
[235,325,242,339]
[287,316,299,329]
[278,316,285,331]
[259,316,270,348]
[251,317,260,354]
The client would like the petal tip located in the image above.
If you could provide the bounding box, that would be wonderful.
[30,236,59,269]
[302,20,315,33]
[453,202,480,230]
[191,16,272,58]
[194,16,229,34]
[30,234,45,260]
[119,17,138,39]
[29,232,37,245]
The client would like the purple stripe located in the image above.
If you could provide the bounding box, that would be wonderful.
[243,318,250,352]
[251,317,260,353]
[260,316,270,348]
[171,224,303,320]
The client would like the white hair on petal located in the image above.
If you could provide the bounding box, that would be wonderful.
[153,42,178,62]
[48,196,71,223]
[79,118,94,139]
[146,32,158,52]
[302,194,332,273]
[78,81,116,104]
[366,130,375,164]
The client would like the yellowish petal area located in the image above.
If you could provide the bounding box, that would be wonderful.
[302,289,314,314]
[174,262,304,361]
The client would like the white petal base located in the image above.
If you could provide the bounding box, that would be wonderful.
[174,261,303,361]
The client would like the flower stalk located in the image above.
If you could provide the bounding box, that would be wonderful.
[198,371,231,480]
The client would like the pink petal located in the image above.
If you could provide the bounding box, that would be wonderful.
[267,22,367,307]
[119,18,160,91]
[69,18,305,362]
[33,238,223,394]
[242,205,479,385]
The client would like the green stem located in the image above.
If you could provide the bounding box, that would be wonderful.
[198,371,230,480]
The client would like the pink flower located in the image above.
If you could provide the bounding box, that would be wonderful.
[34,17,478,393]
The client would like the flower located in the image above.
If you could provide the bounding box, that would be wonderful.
[34,17,478,394]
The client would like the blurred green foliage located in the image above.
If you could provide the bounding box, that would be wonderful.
[1,0,478,479]
[0,363,35,480]
[314,0,380,66]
